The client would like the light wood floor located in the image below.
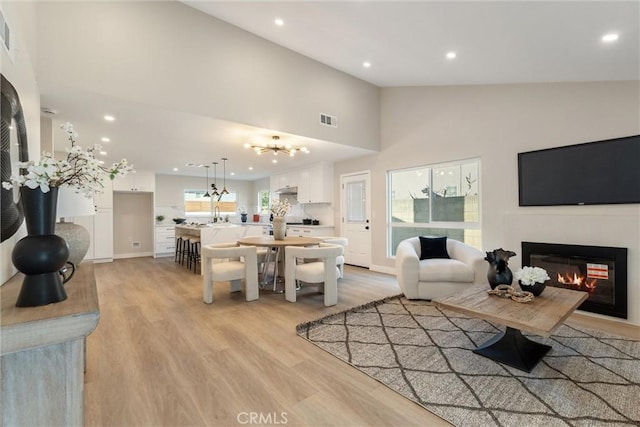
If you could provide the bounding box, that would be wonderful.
[85,257,639,426]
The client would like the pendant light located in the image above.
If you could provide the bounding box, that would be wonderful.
[203,165,211,198]
[211,162,219,197]
[218,157,229,201]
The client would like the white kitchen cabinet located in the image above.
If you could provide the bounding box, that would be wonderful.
[287,226,334,237]
[155,225,176,257]
[270,171,298,194]
[73,208,113,262]
[113,171,155,192]
[298,163,333,204]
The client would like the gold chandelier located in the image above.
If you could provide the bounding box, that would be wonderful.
[244,136,309,157]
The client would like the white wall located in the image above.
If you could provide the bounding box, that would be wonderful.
[35,1,380,151]
[334,80,640,325]
[113,192,154,257]
[0,1,41,284]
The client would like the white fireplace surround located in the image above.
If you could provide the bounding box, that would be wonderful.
[503,212,639,325]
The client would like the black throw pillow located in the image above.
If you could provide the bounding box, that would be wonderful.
[419,236,450,260]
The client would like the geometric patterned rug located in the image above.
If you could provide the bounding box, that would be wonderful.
[296,295,640,427]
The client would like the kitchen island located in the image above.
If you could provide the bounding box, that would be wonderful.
[175,223,264,247]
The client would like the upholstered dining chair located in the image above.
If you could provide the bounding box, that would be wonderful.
[201,243,259,303]
[284,243,343,307]
[318,237,348,278]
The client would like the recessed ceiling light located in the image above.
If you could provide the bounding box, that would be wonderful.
[103,115,115,122]
[602,33,619,42]
[363,61,371,68]
[230,172,235,176]
[274,18,284,27]
[248,166,253,170]
[446,51,457,59]
[272,159,277,164]
[101,137,110,142]
[99,150,107,156]
[97,160,105,165]
[173,167,179,171]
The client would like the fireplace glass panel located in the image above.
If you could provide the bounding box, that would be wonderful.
[529,254,615,306]
[522,242,627,319]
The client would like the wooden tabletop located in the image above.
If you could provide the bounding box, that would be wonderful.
[1,263,100,355]
[237,235,322,247]
[434,284,588,337]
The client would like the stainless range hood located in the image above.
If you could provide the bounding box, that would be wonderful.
[275,186,298,195]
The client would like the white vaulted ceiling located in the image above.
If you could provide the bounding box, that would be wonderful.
[35,1,639,179]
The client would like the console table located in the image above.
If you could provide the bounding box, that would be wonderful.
[1,263,100,426]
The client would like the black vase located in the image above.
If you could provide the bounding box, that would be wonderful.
[12,187,69,307]
[241,213,247,223]
[519,280,547,297]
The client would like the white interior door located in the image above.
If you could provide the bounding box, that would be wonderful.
[341,172,371,268]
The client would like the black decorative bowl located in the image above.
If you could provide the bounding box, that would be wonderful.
[173,218,186,224]
[518,280,547,297]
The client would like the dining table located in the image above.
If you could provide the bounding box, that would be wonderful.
[236,235,323,291]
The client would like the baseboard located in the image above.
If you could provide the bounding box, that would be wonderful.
[369,264,396,276]
[114,252,153,259]
[154,253,173,258]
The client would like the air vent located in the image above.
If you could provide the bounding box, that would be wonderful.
[0,9,13,59]
[320,113,338,128]
[41,108,57,116]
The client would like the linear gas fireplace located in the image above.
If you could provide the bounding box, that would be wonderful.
[522,242,627,319]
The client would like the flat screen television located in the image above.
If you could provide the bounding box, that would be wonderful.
[518,135,640,206]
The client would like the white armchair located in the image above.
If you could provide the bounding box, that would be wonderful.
[395,237,485,300]
[202,243,259,304]
[284,243,343,306]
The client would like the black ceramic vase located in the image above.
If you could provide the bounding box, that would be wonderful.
[484,248,517,290]
[519,280,547,297]
[12,187,69,307]
[241,213,247,223]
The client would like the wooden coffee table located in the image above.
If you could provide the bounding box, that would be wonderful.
[434,284,588,372]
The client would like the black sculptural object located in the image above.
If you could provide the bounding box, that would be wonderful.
[485,248,517,289]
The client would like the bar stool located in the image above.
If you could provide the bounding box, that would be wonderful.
[175,236,185,263]
[188,237,201,274]
[180,236,192,266]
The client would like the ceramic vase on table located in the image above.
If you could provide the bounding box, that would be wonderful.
[11,187,70,307]
[519,280,547,297]
[272,216,286,240]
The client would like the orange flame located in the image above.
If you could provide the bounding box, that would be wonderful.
[556,272,597,293]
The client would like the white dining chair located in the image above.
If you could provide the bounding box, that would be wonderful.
[202,243,259,303]
[284,243,343,306]
[318,236,348,278]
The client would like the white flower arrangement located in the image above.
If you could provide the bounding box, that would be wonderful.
[270,199,291,217]
[514,266,550,286]
[2,122,133,197]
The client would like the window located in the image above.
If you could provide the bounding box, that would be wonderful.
[184,190,237,217]
[258,190,270,213]
[184,190,211,216]
[388,159,481,256]
[213,193,237,215]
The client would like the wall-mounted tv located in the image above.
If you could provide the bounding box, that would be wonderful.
[518,135,640,206]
